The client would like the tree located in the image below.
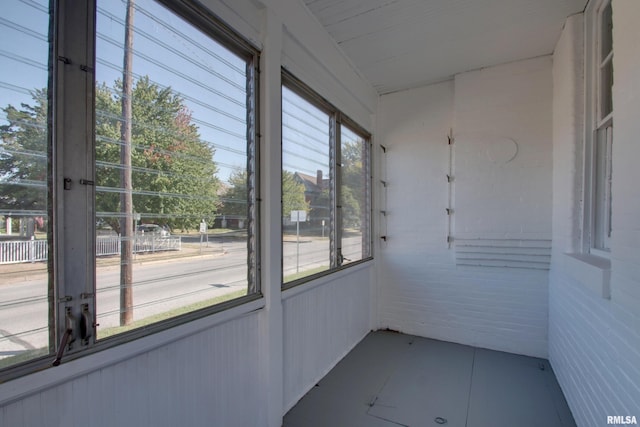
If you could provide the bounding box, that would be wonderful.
[340,141,365,229]
[219,169,248,221]
[221,169,307,223]
[0,89,48,216]
[340,186,360,228]
[95,77,220,233]
[282,170,308,219]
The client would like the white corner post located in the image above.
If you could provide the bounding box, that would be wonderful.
[259,8,284,427]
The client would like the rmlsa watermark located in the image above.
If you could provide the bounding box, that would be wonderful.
[607,415,638,425]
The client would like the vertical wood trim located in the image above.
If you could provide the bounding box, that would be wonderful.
[259,8,285,427]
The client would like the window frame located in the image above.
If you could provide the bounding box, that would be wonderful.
[0,0,261,383]
[583,0,613,256]
[281,69,373,290]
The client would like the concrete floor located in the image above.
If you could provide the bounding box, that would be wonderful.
[283,331,576,427]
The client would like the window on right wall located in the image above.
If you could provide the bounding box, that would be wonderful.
[585,0,613,255]
[281,70,372,287]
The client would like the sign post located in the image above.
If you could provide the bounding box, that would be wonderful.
[133,212,140,259]
[199,219,207,254]
[290,210,307,273]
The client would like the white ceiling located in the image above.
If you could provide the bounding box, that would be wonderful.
[304,0,587,94]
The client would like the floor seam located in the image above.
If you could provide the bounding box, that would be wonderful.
[464,348,476,427]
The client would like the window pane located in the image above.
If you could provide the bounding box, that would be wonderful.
[594,125,613,249]
[340,125,370,264]
[600,1,613,59]
[95,0,253,338]
[599,58,613,120]
[0,0,51,368]
[282,86,331,283]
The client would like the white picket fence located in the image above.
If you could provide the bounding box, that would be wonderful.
[0,239,48,264]
[0,236,181,264]
[97,235,182,256]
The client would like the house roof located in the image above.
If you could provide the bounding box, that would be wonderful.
[294,172,328,193]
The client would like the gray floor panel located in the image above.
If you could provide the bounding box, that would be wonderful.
[283,331,577,427]
[284,331,415,427]
[367,338,474,427]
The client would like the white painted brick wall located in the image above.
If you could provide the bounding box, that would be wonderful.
[551,13,584,256]
[454,57,553,239]
[549,5,640,426]
[377,57,553,358]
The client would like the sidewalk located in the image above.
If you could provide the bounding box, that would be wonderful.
[0,242,226,285]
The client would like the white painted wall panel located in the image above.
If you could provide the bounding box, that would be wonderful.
[282,266,372,412]
[200,0,263,48]
[549,6,640,426]
[377,59,553,358]
[282,30,374,130]
[271,0,378,122]
[1,312,263,427]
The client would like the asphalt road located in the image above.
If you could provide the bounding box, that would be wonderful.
[0,235,364,361]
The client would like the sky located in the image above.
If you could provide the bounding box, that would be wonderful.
[1,0,251,185]
[1,0,337,214]
[96,0,249,184]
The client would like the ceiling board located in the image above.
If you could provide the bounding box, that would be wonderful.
[304,0,587,93]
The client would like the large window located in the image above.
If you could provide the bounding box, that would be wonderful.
[585,0,613,254]
[340,124,372,264]
[0,0,259,379]
[282,71,372,286]
[0,0,51,369]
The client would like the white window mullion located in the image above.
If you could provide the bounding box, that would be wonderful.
[333,115,341,267]
[53,0,97,363]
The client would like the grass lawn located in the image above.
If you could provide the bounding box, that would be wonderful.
[97,289,247,339]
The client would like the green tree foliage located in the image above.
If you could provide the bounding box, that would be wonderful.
[219,169,248,219]
[0,89,48,215]
[219,169,306,225]
[340,140,366,229]
[282,170,308,218]
[95,77,220,232]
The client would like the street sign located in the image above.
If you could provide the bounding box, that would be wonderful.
[290,210,307,223]
[199,221,207,233]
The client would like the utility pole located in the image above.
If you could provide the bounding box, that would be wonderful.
[120,0,135,326]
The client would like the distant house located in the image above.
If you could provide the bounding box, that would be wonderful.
[293,170,327,201]
[293,170,329,228]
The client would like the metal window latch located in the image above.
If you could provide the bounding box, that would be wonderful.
[80,304,92,345]
[338,253,352,265]
[52,307,76,366]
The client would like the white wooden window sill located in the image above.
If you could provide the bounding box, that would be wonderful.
[561,253,611,299]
